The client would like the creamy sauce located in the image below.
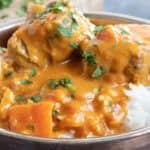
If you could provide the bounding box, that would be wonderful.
[0,1,149,138]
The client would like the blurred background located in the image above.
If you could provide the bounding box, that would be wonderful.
[104,0,149,19]
[0,0,149,21]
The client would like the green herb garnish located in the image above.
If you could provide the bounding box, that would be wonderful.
[119,28,129,35]
[50,1,66,13]
[4,70,13,78]
[61,78,76,92]
[48,77,76,92]
[31,95,41,102]
[15,95,27,103]
[36,1,66,19]
[94,25,105,34]
[20,79,33,85]
[70,42,79,49]
[29,68,37,77]
[57,26,72,37]
[0,0,12,9]
[48,79,60,89]
[58,12,78,37]
[92,66,108,79]
[82,50,97,66]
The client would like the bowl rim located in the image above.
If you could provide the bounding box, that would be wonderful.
[0,11,150,144]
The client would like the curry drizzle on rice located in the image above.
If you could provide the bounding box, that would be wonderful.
[0,0,149,138]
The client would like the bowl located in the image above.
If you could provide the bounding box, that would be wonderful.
[0,12,150,150]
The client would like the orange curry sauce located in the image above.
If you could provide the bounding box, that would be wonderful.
[0,1,149,138]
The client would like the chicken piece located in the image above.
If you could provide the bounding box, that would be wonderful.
[8,1,95,67]
[0,88,15,120]
[0,47,14,80]
[81,24,150,85]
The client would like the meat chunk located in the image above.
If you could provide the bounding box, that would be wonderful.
[0,48,14,80]
[81,24,150,84]
[8,1,95,67]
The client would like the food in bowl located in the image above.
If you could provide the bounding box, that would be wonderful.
[0,0,150,138]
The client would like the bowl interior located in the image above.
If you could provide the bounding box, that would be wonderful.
[0,12,150,144]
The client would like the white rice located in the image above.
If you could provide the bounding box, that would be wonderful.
[125,84,150,130]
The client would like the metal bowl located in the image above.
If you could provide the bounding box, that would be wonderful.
[0,12,150,150]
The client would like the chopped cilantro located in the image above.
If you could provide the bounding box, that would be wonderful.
[94,25,105,34]
[60,77,76,92]
[50,1,66,13]
[36,1,66,19]
[82,50,97,66]
[92,66,108,79]
[57,26,72,37]
[4,70,13,78]
[15,95,27,103]
[70,42,79,49]
[48,77,76,92]
[60,77,72,86]
[58,12,78,37]
[29,68,37,77]
[31,95,41,102]
[20,79,33,85]
[0,0,12,9]
[48,79,60,89]
[119,28,129,35]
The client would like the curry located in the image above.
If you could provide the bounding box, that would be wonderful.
[0,0,149,138]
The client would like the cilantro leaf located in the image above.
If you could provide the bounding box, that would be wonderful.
[36,1,66,19]
[20,79,33,85]
[48,79,60,89]
[92,66,108,78]
[70,42,79,49]
[31,95,41,103]
[82,50,97,66]
[29,68,37,77]
[15,95,27,103]
[48,77,76,92]
[60,77,76,92]
[57,26,72,37]
[94,25,105,34]
[58,12,78,37]
[119,27,129,35]
[50,1,66,13]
